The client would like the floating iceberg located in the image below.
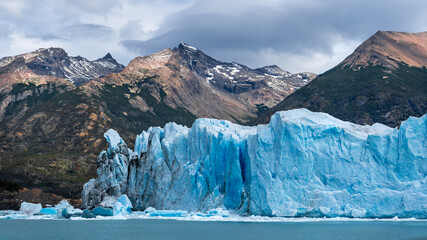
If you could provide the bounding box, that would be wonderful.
[113,195,133,216]
[82,109,427,218]
[53,200,83,219]
[40,207,57,215]
[20,202,42,215]
[91,207,113,216]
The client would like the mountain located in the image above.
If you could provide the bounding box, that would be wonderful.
[80,43,316,123]
[0,48,124,86]
[341,31,427,69]
[0,56,75,122]
[175,43,316,111]
[254,31,427,126]
[82,109,426,218]
[0,44,314,207]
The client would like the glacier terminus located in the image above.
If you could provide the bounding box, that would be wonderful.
[82,109,427,218]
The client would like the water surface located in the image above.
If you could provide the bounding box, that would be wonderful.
[0,219,426,240]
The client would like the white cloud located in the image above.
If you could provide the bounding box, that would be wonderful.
[0,0,28,16]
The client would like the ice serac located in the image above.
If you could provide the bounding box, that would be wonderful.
[81,129,133,209]
[82,109,427,218]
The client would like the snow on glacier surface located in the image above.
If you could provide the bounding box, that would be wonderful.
[104,129,123,152]
[82,109,427,218]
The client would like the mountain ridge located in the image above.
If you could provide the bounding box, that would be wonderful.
[254,30,427,127]
[0,48,124,86]
[341,31,427,69]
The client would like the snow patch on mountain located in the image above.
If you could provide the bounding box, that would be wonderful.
[0,48,124,85]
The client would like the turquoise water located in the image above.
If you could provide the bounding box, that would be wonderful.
[0,220,426,240]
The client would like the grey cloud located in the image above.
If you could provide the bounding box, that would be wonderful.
[0,0,426,73]
[121,0,427,72]
[60,24,114,40]
[0,0,119,42]
[0,22,12,39]
[119,20,145,40]
[64,0,119,13]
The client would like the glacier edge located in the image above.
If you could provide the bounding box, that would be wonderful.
[82,108,427,218]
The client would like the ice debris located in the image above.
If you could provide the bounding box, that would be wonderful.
[113,195,133,216]
[20,202,42,215]
[81,109,427,218]
[55,200,82,219]
[6,195,134,219]
[40,208,57,215]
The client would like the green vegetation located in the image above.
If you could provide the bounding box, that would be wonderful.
[9,82,37,95]
[93,83,196,138]
[5,82,71,116]
[1,83,97,198]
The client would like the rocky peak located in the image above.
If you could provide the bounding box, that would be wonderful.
[36,47,68,59]
[96,53,123,65]
[126,48,173,72]
[102,53,114,60]
[178,42,198,52]
[175,43,220,71]
[0,48,125,86]
[341,31,427,69]
[93,53,125,74]
[256,65,291,76]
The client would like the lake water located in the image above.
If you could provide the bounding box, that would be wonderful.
[0,219,426,240]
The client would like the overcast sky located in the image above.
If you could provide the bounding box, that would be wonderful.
[0,0,426,73]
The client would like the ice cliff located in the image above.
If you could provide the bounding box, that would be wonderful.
[82,109,427,218]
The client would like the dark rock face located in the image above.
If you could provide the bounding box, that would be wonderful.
[0,183,80,210]
[0,48,124,86]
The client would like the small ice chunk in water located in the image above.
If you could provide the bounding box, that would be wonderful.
[54,200,83,218]
[148,210,188,217]
[40,208,57,215]
[113,195,133,215]
[55,200,73,212]
[91,207,114,216]
[20,202,42,215]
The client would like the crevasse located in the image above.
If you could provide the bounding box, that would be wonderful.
[82,109,427,218]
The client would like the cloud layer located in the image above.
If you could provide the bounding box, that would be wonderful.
[0,0,426,73]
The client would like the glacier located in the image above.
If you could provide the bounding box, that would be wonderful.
[82,109,427,218]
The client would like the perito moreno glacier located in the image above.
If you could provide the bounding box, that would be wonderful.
[82,109,427,218]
